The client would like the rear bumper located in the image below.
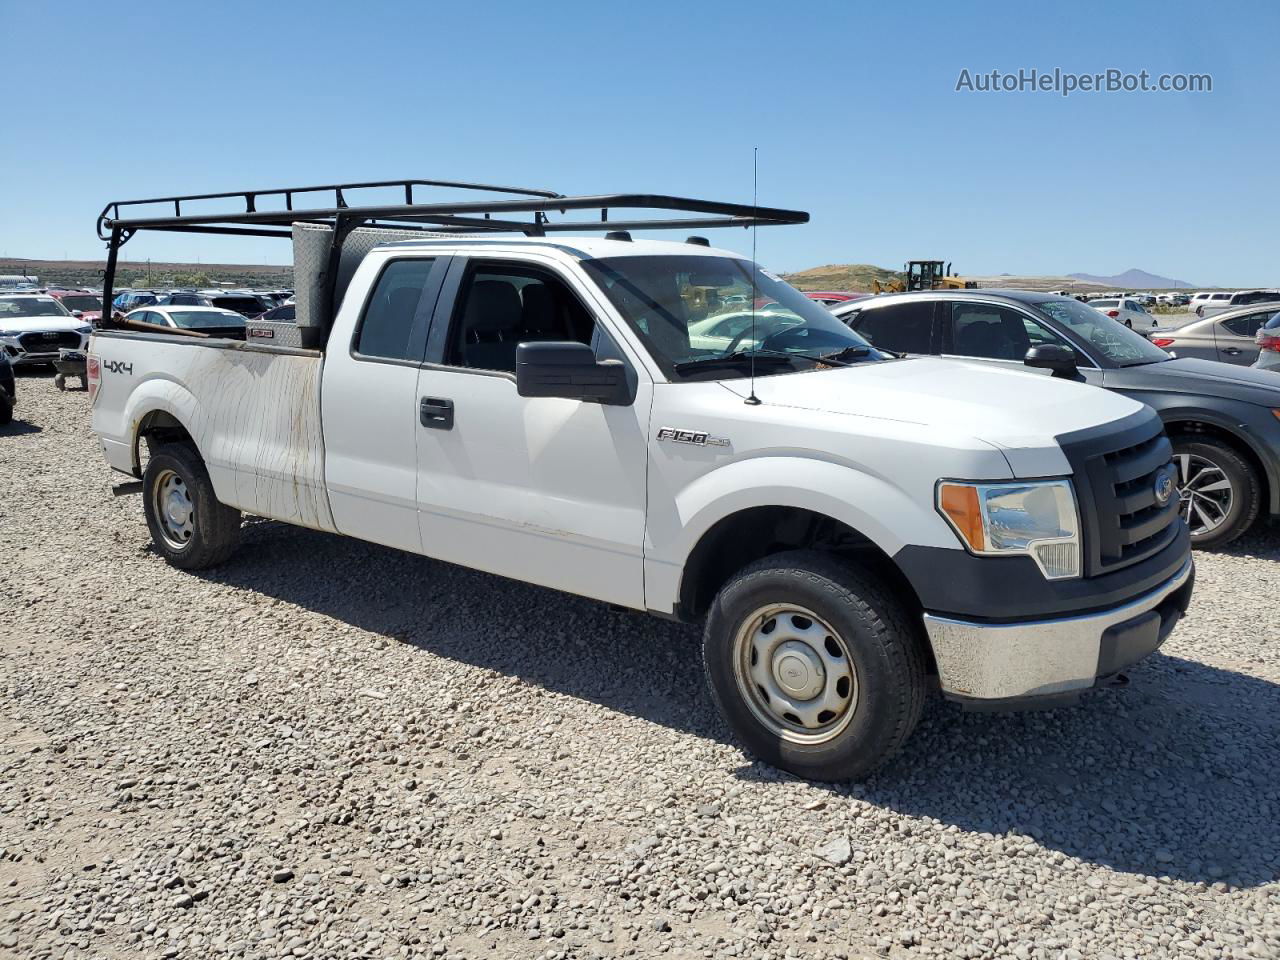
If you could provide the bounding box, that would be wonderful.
[923,557,1194,704]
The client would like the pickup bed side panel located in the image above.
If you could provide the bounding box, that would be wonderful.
[91,334,337,533]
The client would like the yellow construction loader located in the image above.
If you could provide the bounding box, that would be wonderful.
[873,260,978,294]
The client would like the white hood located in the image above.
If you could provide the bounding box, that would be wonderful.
[718,356,1145,454]
[0,316,83,335]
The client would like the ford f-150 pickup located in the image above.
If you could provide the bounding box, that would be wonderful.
[87,180,1194,780]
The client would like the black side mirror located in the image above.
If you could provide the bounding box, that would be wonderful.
[1024,343,1080,379]
[516,341,633,405]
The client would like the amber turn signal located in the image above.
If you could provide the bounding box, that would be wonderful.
[938,483,986,552]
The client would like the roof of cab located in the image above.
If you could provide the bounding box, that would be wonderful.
[376,235,746,260]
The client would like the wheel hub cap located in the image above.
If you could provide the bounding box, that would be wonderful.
[772,641,826,700]
[166,491,191,527]
[733,604,859,744]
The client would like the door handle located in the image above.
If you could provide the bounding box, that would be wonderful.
[1223,348,1242,356]
[420,396,454,429]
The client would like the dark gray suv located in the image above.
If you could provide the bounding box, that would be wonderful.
[834,289,1280,548]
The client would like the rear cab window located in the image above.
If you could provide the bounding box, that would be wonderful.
[353,258,441,362]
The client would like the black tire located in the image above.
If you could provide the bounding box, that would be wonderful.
[1171,437,1260,548]
[0,389,12,426]
[142,444,241,569]
[702,550,926,782]
[54,374,66,391]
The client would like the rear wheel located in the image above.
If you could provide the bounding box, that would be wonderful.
[702,550,926,782]
[142,444,241,569]
[1172,437,1260,548]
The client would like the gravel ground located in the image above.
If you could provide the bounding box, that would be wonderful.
[1,374,1278,960]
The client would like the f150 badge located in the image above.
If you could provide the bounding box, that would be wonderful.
[657,427,729,447]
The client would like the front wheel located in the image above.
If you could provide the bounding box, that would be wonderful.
[1172,437,1260,548]
[0,389,12,426]
[702,551,926,782]
[142,444,242,569]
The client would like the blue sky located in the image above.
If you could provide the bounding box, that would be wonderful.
[2,0,1275,285]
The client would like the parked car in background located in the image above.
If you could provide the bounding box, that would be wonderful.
[155,291,274,317]
[1197,290,1280,319]
[1087,297,1158,331]
[1148,303,1280,366]
[1253,312,1280,373]
[113,290,161,313]
[124,306,248,338]
[255,302,296,323]
[0,349,13,425]
[0,295,93,367]
[834,289,1280,547]
[804,291,870,307]
[47,290,104,323]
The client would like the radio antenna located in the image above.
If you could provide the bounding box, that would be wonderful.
[745,146,761,406]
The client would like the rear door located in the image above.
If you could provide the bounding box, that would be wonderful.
[1216,310,1272,364]
[412,254,651,607]
[320,255,450,551]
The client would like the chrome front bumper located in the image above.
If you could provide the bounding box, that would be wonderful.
[922,558,1194,703]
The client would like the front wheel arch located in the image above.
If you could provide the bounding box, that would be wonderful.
[1163,417,1271,514]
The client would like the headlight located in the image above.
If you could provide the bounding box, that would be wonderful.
[937,479,1081,580]
[0,331,17,339]
[77,325,93,335]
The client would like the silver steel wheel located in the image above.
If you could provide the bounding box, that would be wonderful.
[732,603,859,744]
[152,468,195,550]
[1176,453,1233,536]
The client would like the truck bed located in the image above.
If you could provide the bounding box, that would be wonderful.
[90,331,337,533]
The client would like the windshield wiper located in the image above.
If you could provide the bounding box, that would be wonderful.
[811,346,873,364]
[674,350,803,375]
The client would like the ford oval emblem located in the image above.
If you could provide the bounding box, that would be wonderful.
[1154,467,1175,506]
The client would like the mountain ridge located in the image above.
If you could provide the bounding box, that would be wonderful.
[1066,268,1195,289]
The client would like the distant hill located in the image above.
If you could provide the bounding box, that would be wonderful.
[782,263,904,291]
[0,257,293,291]
[1067,268,1195,289]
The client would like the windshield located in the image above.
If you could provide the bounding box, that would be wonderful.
[0,297,70,319]
[59,295,101,312]
[1035,298,1171,365]
[169,310,245,329]
[580,255,879,379]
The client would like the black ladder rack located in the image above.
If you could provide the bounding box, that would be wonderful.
[96,176,809,339]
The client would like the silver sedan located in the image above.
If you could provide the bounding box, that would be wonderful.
[1150,302,1280,365]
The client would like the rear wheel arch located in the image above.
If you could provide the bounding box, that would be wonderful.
[133,409,198,475]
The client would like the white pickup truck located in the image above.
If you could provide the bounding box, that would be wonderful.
[88,181,1194,781]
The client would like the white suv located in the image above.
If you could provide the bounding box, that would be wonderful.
[0,295,93,366]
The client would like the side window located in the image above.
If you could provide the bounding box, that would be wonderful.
[354,258,437,361]
[447,263,595,373]
[854,301,933,353]
[1222,312,1270,337]
[945,303,1033,361]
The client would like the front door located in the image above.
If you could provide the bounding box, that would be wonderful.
[414,256,652,608]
